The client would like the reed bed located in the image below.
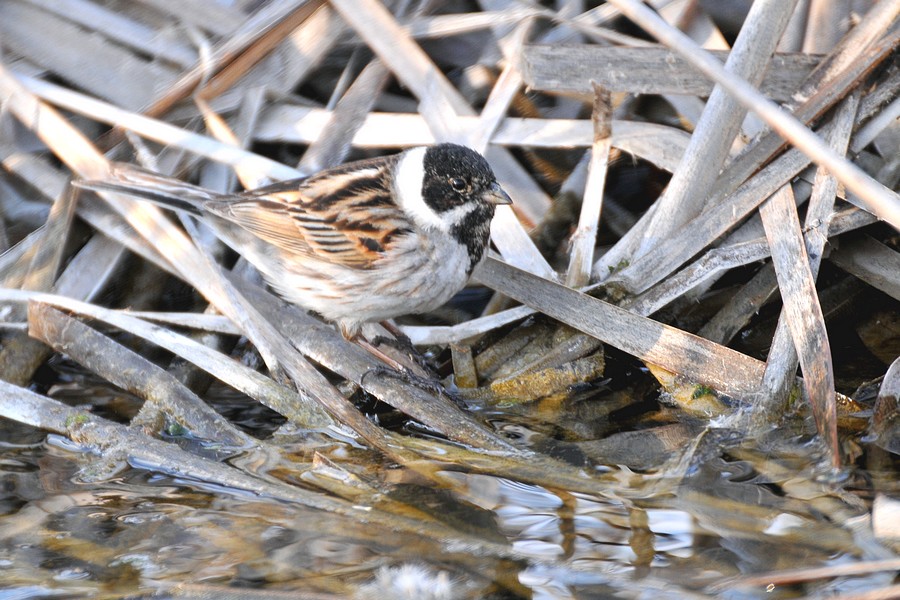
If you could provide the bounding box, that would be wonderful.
[0,0,898,597]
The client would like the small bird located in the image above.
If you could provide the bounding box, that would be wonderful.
[76,144,511,342]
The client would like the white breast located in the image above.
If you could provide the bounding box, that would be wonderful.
[264,228,473,331]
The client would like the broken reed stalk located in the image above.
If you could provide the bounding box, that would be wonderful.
[751,93,860,436]
[475,258,767,399]
[759,187,838,466]
[0,183,79,385]
[192,0,330,104]
[565,83,611,289]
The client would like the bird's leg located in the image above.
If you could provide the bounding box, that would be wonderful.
[354,335,409,372]
[363,364,451,399]
[377,320,409,343]
[341,323,426,375]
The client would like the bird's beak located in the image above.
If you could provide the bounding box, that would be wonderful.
[484,181,513,205]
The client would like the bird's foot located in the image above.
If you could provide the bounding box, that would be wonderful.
[362,365,458,402]
[370,334,435,374]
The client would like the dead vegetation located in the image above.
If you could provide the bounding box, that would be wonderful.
[0,0,898,597]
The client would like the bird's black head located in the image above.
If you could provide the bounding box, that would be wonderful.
[400,144,511,273]
[420,144,511,213]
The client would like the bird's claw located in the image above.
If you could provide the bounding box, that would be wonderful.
[362,365,458,402]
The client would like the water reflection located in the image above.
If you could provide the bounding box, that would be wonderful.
[1,387,895,599]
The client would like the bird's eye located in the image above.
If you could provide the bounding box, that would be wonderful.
[449,178,467,192]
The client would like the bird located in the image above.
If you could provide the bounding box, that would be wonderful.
[75,144,512,347]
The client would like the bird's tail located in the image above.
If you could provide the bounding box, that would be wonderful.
[74,163,223,215]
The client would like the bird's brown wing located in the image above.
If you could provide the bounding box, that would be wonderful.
[204,156,412,270]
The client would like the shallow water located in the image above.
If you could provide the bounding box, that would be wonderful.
[2,363,897,600]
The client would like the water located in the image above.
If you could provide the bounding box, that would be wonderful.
[1,355,897,599]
